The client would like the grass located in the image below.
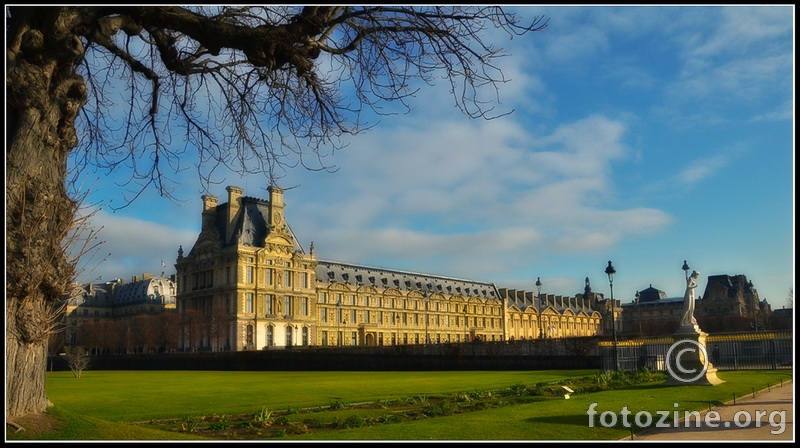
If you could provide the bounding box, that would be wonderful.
[7,369,793,441]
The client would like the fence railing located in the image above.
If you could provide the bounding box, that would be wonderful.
[598,331,793,372]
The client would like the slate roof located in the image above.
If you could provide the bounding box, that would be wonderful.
[198,195,305,253]
[638,284,668,303]
[315,260,500,301]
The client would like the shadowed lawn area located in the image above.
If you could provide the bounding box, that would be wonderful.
[7,369,792,441]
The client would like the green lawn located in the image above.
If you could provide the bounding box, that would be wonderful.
[7,369,793,441]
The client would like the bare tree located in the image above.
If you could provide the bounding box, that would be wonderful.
[181,308,206,351]
[208,306,230,352]
[63,345,90,378]
[154,312,181,353]
[6,6,547,418]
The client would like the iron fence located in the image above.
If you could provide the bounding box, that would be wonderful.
[599,331,793,372]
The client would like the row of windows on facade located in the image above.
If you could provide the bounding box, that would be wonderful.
[244,326,497,347]
[240,293,501,329]
[70,306,164,326]
[318,292,499,314]
[183,260,311,292]
[237,292,502,316]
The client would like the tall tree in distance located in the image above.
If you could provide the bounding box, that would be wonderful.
[6,6,547,419]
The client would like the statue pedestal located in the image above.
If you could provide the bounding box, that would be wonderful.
[663,327,725,386]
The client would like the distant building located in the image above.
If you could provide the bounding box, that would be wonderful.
[619,274,774,336]
[61,274,177,347]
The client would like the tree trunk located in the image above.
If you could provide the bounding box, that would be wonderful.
[6,8,86,418]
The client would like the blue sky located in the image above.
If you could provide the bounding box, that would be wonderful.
[71,6,794,310]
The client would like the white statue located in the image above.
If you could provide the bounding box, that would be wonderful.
[680,269,700,328]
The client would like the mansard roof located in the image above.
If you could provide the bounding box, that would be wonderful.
[638,284,667,303]
[316,260,499,301]
[114,275,176,305]
[191,193,304,256]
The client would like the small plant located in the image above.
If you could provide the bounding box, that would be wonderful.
[209,422,230,431]
[179,415,201,433]
[329,400,346,410]
[344,414,365,428]
[510,384,528,396]
[254,406,273,425]
[273,416,291,425]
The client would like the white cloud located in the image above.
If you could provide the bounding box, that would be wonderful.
[281,110,672,284]
[74,211,198,283]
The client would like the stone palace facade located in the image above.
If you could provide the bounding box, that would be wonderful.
[174,186,605,351]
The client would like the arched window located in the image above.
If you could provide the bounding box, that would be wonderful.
[285,326,293,347]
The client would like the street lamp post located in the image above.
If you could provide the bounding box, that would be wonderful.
[535,277,544,339]
[336,298,341,347]
[748,280,757,332]
[424,292,429,344]
[605,260,618,371]
[635,290,642,336]
[463,305,468,342]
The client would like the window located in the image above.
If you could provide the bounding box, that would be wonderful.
[267,326,273,347]
[302,297,309,316]
[365,310,371,323]
[286,326,293,347]
[301,272,309,288]
[243,293,255,313]
[302,327,309,346]
[321,308,328,323]
[284,296,292,316]
[350,309,356,324]
[267,268,273,285]
[320,292,327,304]
[322,330,328,346]
[284,270,292,287]
[246,266,254,283]
[350,294,356,305]
[265,295,273,315]
[351,332,357,346]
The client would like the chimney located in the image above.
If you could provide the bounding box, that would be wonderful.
[268,186,285,229]
[201,194,219,231]
[226,186,244,243]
